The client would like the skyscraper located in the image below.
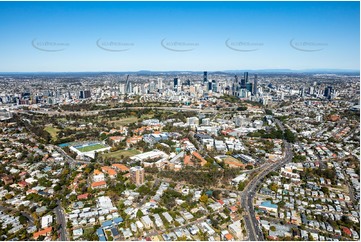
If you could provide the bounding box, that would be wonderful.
[119,83,126,94]
[174,78,179,90]
[300,87,305,97]
[253,74,258,95]
[212,80,217,92]
[157,78,163,90]
[241,78,246,89]
[309,86,314,95]
[125,75,131,94]
[79,90,91,99]
[232,75,238,96]
[130,166,144,186]
[324,86,333,100]
[149,81,156,93]
[203,71,208,84]
[246,83,253,93]
[244,72,249,83]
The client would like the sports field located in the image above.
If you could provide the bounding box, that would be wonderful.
[222,156,245,168]
[76,143,108,152]
[101,149,141,159]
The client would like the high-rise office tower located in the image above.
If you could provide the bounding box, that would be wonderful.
[208,81,213,91]
[241,78,246,89]
[232,75,238,96]
[130,166,144,186]
[174,78,179,89]
[125,75,131,94]
[119,84,126,94]
[79,90,91,99]
[149,81,156,93]
[157,78,163,90]
[300,87,305,97]
[212,80,217,92]
[203,71,208,84]
[244,72,249,83]
[253,74,258,95]
[309,86,314,95]
[324,86,333,100]
[246,83,253,93]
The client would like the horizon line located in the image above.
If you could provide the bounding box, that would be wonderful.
[0,68,359,74]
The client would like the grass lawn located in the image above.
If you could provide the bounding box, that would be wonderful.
[107,114,154,126]
[76,143,108,152]
[109,117,138,125]
[44,125,60,141]
[102,149,141,159]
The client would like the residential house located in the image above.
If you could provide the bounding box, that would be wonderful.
[91,181,107,189]
[33,227,52,239]
[93,169,105,182]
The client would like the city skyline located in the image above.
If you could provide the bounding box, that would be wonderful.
[0,1,359,72]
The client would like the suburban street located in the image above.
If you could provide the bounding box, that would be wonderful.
[240,119,293,241]
[0,205,34,226]
[54,200,68,241]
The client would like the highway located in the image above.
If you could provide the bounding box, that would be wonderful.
[240,119,293,241]
[21,106,218,116]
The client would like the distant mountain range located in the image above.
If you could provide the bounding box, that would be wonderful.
[225,69,360,74]
[0,69,359,76]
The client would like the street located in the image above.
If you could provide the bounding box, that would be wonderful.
[240,119,293,241]
[54,200,68,241]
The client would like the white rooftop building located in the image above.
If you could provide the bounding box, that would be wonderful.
[97,196,114,210]
[41,214,53,229]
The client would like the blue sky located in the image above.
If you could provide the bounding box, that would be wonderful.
[0,1,359,72]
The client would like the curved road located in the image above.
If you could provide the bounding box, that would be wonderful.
[22,106,218,116]
[241,119,293,241]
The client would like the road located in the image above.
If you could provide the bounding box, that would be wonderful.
[0,205,34,226]
[54,200,68,241]
[240,119,293,241]
[53,145,91,169]
[52,146,77,241]
[21,106,219,116]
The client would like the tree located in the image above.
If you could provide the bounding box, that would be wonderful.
[136,209,143,218]
[277,201,285,208]
[284,129,296,143]
[268,183,278,192]
[213,190,222,200]
[19,215,28,225]
[321,186,329,195]
[270,226,276,231]
[238,182,246,191]
[265,109,273,115]
[69,194,77,202]
[245,165,253,170]
[237,106,247,111]
[199,194,208,204]
[177,235,187,241]
[137,185,151,196]
[37,235,45,241]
